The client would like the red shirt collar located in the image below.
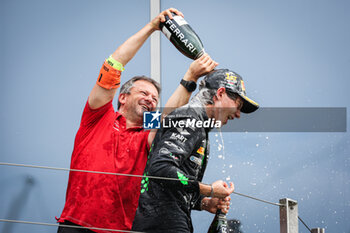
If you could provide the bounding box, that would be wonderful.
[115,111,145,131]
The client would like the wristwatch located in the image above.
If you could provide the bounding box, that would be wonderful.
[180,79,197,92]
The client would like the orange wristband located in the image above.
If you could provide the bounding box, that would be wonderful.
[96,61,121,89]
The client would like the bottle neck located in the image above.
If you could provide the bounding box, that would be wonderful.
[216,209,227,217]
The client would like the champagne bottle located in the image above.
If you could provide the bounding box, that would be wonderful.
[159,13,205,60]
[207,209,228,233]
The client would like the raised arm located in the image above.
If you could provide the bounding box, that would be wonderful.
[88,8,184,110]
[163,53,218,115]
[148,53,218,146]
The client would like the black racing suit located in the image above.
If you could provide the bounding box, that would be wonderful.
[132,104,211,233]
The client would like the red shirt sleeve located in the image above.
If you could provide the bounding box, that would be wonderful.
[80,99,114,127]
[74,100,114,146]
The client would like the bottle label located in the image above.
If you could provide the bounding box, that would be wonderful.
[173,15,188,26]
[162,27,172,40]
[163,18,198,54]
[218,224,228,233]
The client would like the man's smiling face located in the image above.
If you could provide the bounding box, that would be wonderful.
[120,80,159,121]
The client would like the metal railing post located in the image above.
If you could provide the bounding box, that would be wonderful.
[279,198,298,233]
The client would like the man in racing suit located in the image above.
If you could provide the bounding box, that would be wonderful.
[132,69,259,233]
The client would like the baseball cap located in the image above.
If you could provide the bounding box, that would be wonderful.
[202,69,259,113]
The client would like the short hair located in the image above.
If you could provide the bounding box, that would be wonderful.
[117,76,161,109]
[195,79,239,105]
[192,87,217,105]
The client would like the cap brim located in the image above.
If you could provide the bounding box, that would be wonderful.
[239,95,259,113]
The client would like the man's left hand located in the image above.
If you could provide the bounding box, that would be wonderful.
[201,196,231,214]
[184,53,218,82]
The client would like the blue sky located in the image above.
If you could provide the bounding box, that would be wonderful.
[1,0,349,232]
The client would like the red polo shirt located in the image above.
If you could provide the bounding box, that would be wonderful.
[58,100,150,232]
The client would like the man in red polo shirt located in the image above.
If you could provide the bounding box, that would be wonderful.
[57,8,219,233]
